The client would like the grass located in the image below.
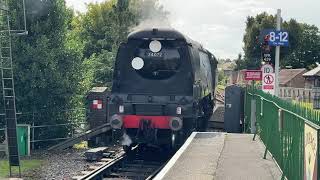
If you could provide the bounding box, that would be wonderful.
[73,141,88,149]
[292,100,314,110]
[217,84,225,90]
[0,159,43,178]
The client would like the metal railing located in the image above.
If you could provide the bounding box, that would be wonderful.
[30,122,88,148]
[0,128,5,143]
[279,87,313,103]
[0,122,89,148]
[0,108,89,149]
[245,87,320,180]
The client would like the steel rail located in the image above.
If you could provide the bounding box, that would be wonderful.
[82,154,126,180]
[145,159,169,180]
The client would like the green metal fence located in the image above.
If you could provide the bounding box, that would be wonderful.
[245,87,320,180]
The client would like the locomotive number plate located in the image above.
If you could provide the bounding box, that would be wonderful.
[146,51,164,58]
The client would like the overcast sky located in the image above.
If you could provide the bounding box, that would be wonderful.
[66,0,320,59]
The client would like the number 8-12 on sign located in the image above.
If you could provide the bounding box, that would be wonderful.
[268,30,289,47]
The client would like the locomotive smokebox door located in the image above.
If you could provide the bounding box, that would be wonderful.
[224,85,244,133]
[87,87,110,130]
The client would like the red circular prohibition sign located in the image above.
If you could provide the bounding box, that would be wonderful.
[264,74,274,84]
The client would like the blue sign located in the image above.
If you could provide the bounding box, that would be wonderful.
[267,30,289,47]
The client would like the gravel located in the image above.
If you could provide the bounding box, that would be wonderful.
[25,149,92,180]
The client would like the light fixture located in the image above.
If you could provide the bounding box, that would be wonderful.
[131,57,144,70]
[149,40,162,53]
[176,107,182,115]
[119,105,124,113]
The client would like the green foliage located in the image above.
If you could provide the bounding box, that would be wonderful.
[234,53,245,70]
[238,12,320,70]
[217,70,227,86]
[74,0,137,93]
[0,159,43,177]
[1,0,168,142]
[0,0,168,145]
[0,0,81,141]
[11,0,79,118]
[294,100,313,110]
[74,0,168,92]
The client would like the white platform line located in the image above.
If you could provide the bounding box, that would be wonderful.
[153,132,197,180]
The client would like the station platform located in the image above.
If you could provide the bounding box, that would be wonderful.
[155,132,282,180]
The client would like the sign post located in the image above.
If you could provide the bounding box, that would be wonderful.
[260,9,289,96]
[275,9,281,97]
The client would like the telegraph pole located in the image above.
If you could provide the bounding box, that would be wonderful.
[275,9,281,96]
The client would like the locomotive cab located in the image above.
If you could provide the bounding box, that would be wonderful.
[108,28,217,150]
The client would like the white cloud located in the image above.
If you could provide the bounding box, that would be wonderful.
[160,0,320,59]
[66,0,106,12]
[66,0,320,59]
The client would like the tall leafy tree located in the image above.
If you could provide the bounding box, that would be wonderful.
[1,0,83,143]
[74,0,168,90]
[1,0,169,143]
[241,13,276,69]
[238,12,320,70]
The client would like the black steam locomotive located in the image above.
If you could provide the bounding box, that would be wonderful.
[106,28,217,150]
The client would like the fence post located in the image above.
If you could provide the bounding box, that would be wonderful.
[32,121,35,150]
[278,109,283,131]
[260,97,263,117]
[281,137,296,180]
[261,97,272,160]
[250,99,257,134]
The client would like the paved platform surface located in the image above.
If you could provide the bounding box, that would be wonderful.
[155,132,282,180]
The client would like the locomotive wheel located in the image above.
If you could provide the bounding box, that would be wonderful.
[196,117,203,131]
[197,116,209,132]
[171,132,182,150]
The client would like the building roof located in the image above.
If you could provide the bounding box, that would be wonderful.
[279,68,306,85]
[303,66,320,77]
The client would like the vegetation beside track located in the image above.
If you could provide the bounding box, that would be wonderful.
[0,0,168,146]
[73,141,88,149]
[0,159,43,178]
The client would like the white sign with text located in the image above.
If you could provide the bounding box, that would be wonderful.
[261,64,275,95]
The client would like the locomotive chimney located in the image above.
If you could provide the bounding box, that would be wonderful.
[152,28,158,35]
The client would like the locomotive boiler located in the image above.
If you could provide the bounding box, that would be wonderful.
[106,28,218,151]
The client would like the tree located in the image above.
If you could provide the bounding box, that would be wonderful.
[74,0,169,90]
[234,53,245,70]
[1,0,83,145]
[241,12,320,70]
[282,24,320,69]
[242,13,276,69]
[0,0,169,145]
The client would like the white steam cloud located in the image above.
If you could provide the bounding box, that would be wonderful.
[121,133,132,146]
[131,0,172,32]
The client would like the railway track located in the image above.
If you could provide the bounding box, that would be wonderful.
[209,89,225,131]
[73,146,172,180]
[72,90,225,179]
